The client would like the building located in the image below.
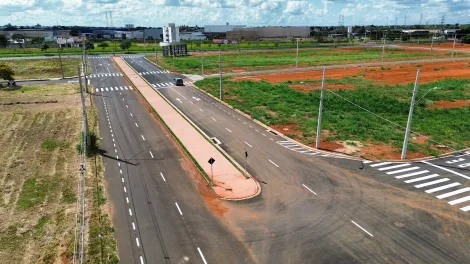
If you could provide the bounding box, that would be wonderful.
[160,23,187,57]
[226,29,258,41]
[226,26,310,40]
[144,28,163,40]
[203,24,246,39]
[163,23,180,43]
[179,32,206,41]
[125,24,135,29]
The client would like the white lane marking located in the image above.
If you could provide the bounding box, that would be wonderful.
[118,162,120,166]
[425,182,461,193]
[122,98,124,101]
[140,256,144,264]
[136,238,140,247]
[244,141,252,148]
[460,205,470,212]
[421,161,470,180]
[116,155,119,159]
[115,149,117,153]
[404,174,439,183]
[130,113,133,117]
[197,247,208,264]
[269,159,279,168]
[124,187,127,193]
[126,197,129,204]
[129,208,132,216]
[363,160,373,164]
[226,128,232,133]
[121,178,124,183]
[449,195,470,205]
[135,123,139,127]
[175,202,183,215]
[351,220,373,237]
[199,108,203,112]
[436,187,470,199]
[211,117,216,121]
[120,169,122,174]
[126,105,128,108]
[141,135,145,140]
[302,184,317,195]
[110,87,114,91]
[370,162,393,167]
[132,222,136,230]
[105,87,109,91]
[386,167,421,175]
[395,170,429,179]
[414,178,449,188]
[243,122,247,124]
[255,129,259,132]
[378,163,410,171]
[149,151,154,158]
[160,172,166,182]
[270,138,274,141]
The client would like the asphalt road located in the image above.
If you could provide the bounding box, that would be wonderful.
[89,57,255,264]
[123,55,470,264]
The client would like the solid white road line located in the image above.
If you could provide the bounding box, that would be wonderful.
[421,161,470,180]
[269,159,279,168]
[124,187,127,193]
[395,170,429,179]
[197,247,208,264]
[175,202,183,215]
[449,195,470,205]
[136,238,140,247]
[302,184,317,195]
[149,151,154,158]
[160,172,166,182]
[370,162,393,167]
[425,182,461,193]
[378,163,410,171]
[140,256,144,264]
[129,208,132,216]
[120,169,122,174]
[386,167,421,175]
[226,128,232,133]
[126,197,129,204]
[404,174,439,183]
[244,142,252,148]
[460,205,470,212]
[350,220,373,237]
[414,178,449,188]
[436,187,470,199]
[141,135,145,140]
[132,222,136,230]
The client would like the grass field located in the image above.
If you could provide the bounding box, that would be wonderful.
[2,58,83,80]
[0,83,117,263]
[151,47,467,75]
[195,77,470,159]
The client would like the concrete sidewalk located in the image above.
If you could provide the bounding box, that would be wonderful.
[113,57,261,200]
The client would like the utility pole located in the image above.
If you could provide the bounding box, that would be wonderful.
[154,39,158,65]
[431,34,435,51]
[401,69,420,160]
[316,67,326,149]
[296,38,299,68]
[112,38,115,56]
[78,66,89,142]
[219,49,223,100]
[58,44,65,79]
[452,34,457,58]
[381,32,386,61]
[200,41,204,75]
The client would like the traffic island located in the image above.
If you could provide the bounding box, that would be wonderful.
[113,56,261,201]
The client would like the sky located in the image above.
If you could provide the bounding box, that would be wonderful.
[0,0,469,27]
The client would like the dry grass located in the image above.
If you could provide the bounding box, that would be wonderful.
[1,58,83,80]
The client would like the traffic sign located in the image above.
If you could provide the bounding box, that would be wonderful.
[208,157,215,165]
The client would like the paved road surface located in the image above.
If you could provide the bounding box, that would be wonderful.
[121,55,470,263]
[89,57,255,264]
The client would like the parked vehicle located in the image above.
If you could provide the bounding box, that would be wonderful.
[174,78,184,86]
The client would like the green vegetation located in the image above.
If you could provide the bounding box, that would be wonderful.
[17,177,50,209]
[151,47,462,74]
[41,139,69,151]
[0,58,82,79]
[195,77,470,155]
[0,63,15,80]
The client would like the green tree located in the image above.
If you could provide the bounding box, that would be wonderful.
[120,40,131,51]
[0,35,7,48]
[41,42,50,53]
[0,63,15,80]
[463,34,470,44]
[85,41,94,50]
[70,29,80,37]
[98,42,109,50]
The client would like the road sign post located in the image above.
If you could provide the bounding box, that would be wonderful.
[208,157,215,184]
[244,151,248,171]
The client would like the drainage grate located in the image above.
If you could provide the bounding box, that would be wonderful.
[211,137,222,145]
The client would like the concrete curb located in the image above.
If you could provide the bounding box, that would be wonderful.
[16,76,79,82]
[114,57,261,201]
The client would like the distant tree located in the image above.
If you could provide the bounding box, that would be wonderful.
[0,63,15,80]
[11,33,25,48]
[98,42,109,50]
[120,40,131,51]
[4,23,17,31]
[401,33,411,42]
[30,37,44,44]
[70,29,80,37]
[85,41,94,50]
[41,42,50,53]
[0,35,7,48]
[463,34,470,44]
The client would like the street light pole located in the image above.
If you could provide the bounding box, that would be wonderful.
[58,45,65,79]
[431,34,434,51]
[154,39,158,65]
[401,69,420,160]
[296,38,299,68]
[316,67,326,149]
[219,49,223,100]
[452,34,457,58]
[381,32,386,62]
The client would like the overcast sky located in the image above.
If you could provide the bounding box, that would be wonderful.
[0,0,469,27]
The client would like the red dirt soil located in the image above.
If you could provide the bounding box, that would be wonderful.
[413,135,431,144]
[399,43,470,51]
[427,99,470,109]
[361,143,426,160]
[236,61,470,85]
[289,83,354,93]
[270,124,303,138]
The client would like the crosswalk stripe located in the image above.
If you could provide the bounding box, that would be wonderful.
[436,187,470,199]
[404,174,439,183]
[298,150,312,153]
[414,178,449,188]
[166,82,172,86]
[100,88,104,91]
[449,195,470,205]
[386,167,421,175]
[362,160,372,164]
[95,88,99,92]
[425,182,461,193]
[157,83,162,87]
[139,73,142,75]
[395,170,429,179]
[378,163,410,171]
[152,84,156,88]
[111,87,115,91]
[460,205,470,211]
[306,152,319,155]
[115,87,118,90]
[120,87,123,90]
[129,86,133,90]
[105,88,109,91]
[291,147,305,151]
[124,87,128,90]
[370,162,393,167]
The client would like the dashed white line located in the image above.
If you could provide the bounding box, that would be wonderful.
[244,141,252,148]
[269,159,280,168]
[135,123,139,127]
[141,135,146,140]
[351,220,373,237]
[130,113,133,117]
[128,208,132,216]
[140,256,144,264]
[211,117,216,121]
[175,202,183,215]
[136,238,140,247]
[421,161,470,180]
[302,184,317,195]
[149,151,154,158]
[226,128,232,133]
[197,247,208,264]
[118,162,120,167]
[160,172,166,182]
[124,187,127,193]
[120,169,122,174]
[126,197,129,204]
[132,222,135,230]
[126,105,128,108]
[121,178,124,183]
[199,108,203,112]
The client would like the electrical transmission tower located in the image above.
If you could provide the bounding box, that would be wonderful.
[441,15,446,29]
[109,11,113,27]
[419,13,423,25]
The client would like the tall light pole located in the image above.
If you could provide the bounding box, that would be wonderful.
[154,39,158,65]
[295,38,299,68]
[452,34,457,58]
[431,34,435,51]
[401,69,420,160]
[219,49,223,100]
[316,67,327,149]
[58,45,64,79]
[381,32,386,62]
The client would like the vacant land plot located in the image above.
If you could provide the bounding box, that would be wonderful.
[2,58,82,80]
[149,47,466,75]
[0,83,117,263]
[195,75,470,159]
